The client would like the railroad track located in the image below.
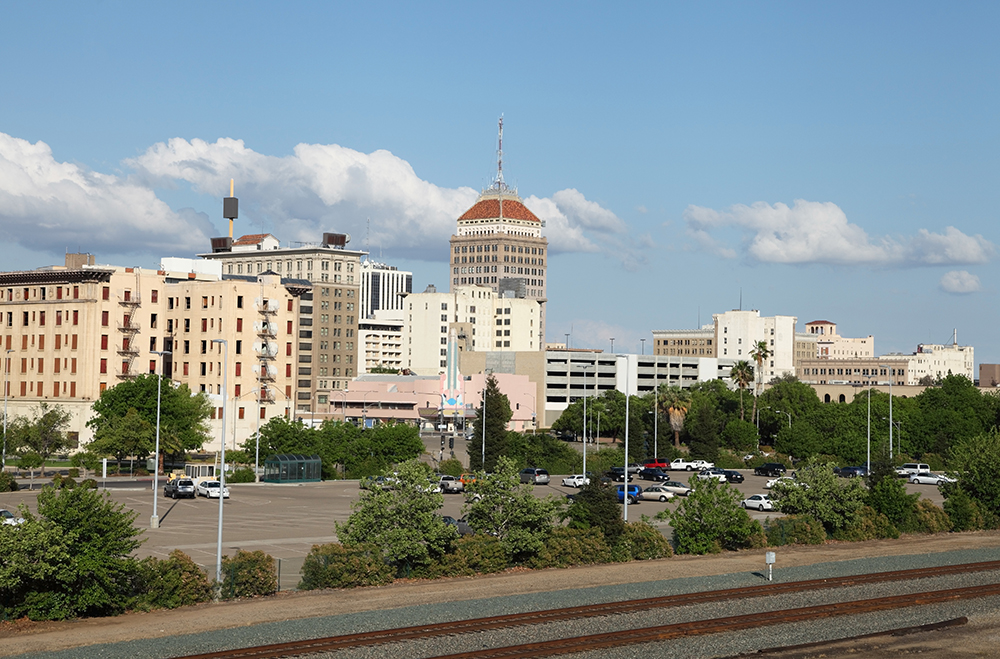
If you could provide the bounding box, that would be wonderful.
[173,559,1000,659]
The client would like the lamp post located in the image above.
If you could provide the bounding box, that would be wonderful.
[624,378,630,521]
[653,358,658,461]
[254,387,261,482]
[362,391,372,429]
[481,385,487,469]
[864,374,874,473]
[765,406,792,428]
[525,392,536,435]
[879,364,893,460]
[2,348,11,472]
[582,364,593,480]
[610,337,615,354]
[640,338,645,355]
[150,350,171,529]
[211,339,228,595]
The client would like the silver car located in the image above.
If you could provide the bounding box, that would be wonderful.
[639,485,676,502]
[0,508,24,525]
[908,472,956,485]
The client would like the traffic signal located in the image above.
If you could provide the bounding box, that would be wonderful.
[449,437,454,449]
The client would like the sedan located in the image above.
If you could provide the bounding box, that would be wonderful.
[639,485,676,502]
[741,494,774,511]
[0,509,24,525]
[697,468,728,482]
[660,480,693,497]
[766,476,799,489]
[723,470,745,484]
[562,474,590,487]
[196,480,231,499]
[908,472,956,485]
[638,468,669,482]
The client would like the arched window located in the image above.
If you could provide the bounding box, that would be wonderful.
[824,394,831,403]
[838,394,846,403]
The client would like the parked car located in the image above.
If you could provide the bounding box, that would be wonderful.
[360,475,395,490]
[638,467,669,481]
[697,468,729,482]
[441,515,474,535]
[0,509,24,525]
[643,459,670,469]
[639,485,676,502]
[460,473,477,486]
[838,466,868,478]
[660,480,693,496]
[741,494,774,511]
[562,474,590,487]
[606,467,633,482]
[753,463,787,477]
[615,484,643,504]
[196,480,230,499]
[438,474,464,493]
[627,463,644,474]
[896,463,931,477]
[908,471,956,485]
[519,467,550,485]
[164,478,196,499]
[670,458,715,471]
[723,470,745,484]
[765,476,798,489]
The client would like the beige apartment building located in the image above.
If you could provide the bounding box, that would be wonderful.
[199,232,366,414]
[797,358,909,386]
[0,255,308,451]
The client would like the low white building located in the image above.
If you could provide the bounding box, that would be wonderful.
[715,310,797,379]
[804,320,874,359]
[358,309,405,374]
[883,341,974,385]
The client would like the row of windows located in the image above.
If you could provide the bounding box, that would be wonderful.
[4,335,81,351]
[7,381,79,398]
[15,357,78,374]
[225,259,355,275]
[454,244,545,256]
[802,367,902,376]
[7,309,83,327]
[660,338,713,346]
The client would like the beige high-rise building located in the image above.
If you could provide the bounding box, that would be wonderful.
[199,232,366,414]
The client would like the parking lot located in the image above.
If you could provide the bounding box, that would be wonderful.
[0,467,946,589]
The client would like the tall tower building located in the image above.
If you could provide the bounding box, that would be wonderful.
[450,118,548,348]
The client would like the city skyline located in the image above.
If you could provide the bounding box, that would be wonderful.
[1,3,998,364]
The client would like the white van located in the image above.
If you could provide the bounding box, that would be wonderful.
[896,463,930,476]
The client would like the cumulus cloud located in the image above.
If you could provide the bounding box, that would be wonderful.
[684,200,994,266]
[940,270,981,294]
[0,133,214,257]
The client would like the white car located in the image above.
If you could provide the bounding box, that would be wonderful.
[0,508,24,525]
[741,494,774,511]
[766,476,796,489]
[697,468,728,482]
[196,480,231,499]
[562,474,590,487]
[908,472,956,485]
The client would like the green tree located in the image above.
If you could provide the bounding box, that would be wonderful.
[720,419,758,453]
[563,482,626,546]
[0,485,143,620]
[469,374,511,472]
[661,387,691,450]
[771,460,867,535]
[749,340,772,424]
[335,459,456,574]
[659,476,763,554]
[463,456,558,563]
[87,408,155,467]
[8,403,72,470]
[88,374,212,455]
[730,361,754,421]
[506,431,580,474]
[945,428,1000,526]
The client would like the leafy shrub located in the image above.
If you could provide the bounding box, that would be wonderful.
[527,527,612,569]
[612,522,673,561]
[564,482,626,546]
[911,499,952,534]
[745,453,792,469]
[438,458,464,477]
[662,477,765,555]
[299,543,394,590]
[227,467,256,484]
[867,476,919,530]
[832,506,899,542]
[713,451,749,469]
[720,419,759,454]
[130,550,213,610]
[135,468,149,477]
[67,468,79,478]
[765,515,826,546]
[0,472,18,492]
[79,479,98,489]
[417,535,507,578]
[219,550,277,599]
[944,488,986,532]
[921,453,947,471]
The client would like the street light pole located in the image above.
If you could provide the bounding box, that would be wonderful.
[610,337,615,354]
[624,378,630,521]
[211,339,228,595]
[582,364,592,480]
[640,338,645,355]
[2,348,11,472]
[150,350,171,529]
[879,364,893,460]
[481,384,487,469]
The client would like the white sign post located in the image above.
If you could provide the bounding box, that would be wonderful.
[765,551,776,581]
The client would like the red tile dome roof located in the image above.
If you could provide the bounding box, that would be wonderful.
[458,196,540,223]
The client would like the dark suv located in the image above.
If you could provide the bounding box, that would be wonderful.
[164,478,196,499]
[754,463,787,477]
[605,467,633,482]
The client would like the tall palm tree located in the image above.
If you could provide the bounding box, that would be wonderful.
[730,360,754,421]
[661,386,691,449]
[750,340,772,425]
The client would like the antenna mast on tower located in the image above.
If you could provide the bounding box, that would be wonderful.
[496,116,505,221]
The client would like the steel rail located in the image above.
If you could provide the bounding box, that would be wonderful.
[171,559,1000,659]
[431,584,1000,659]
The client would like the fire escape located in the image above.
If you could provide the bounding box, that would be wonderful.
[254,297,278,404]
[117,290,141,379]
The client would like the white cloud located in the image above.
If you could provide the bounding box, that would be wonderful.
[940,270,981,294]
[553,318,641,353]
[0,133,213,257]
[684,199,994,266]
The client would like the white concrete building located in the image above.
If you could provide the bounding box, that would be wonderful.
[804,320,874,359]
[714,310,798,379]
[360,260,412,320]
[402,284,540,376]
[358,309,405,374]
[883,341,974,385]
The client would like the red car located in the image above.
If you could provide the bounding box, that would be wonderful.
[643,460,670,469]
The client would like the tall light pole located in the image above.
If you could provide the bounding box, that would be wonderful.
[362,391,372,429]
[765,406,791,428]
[864,374,874,472]
[2,348,11,472]
[211,339,228,595]
[481,384,487,469]
[653,358,658,461]
[624,378,630,521]
[640,338,645,355]
[150,350,171,529]
[879,364,893,460]
[582,364,593,480]
[254,387,261,482]
[610,337,615,354]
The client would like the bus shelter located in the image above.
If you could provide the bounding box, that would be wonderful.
[261,454,323,483]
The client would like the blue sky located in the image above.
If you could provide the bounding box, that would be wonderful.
[2,2,998,364]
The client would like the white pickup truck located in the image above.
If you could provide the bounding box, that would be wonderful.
[669,458,715,471]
